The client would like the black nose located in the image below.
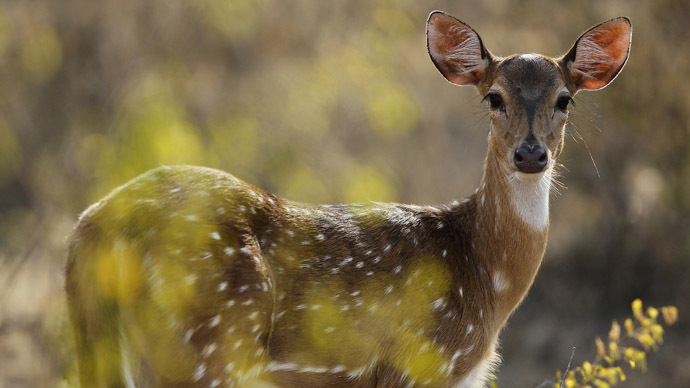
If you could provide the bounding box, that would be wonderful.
[514,142,548,173]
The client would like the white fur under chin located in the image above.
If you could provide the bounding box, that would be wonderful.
[509,169,551,230]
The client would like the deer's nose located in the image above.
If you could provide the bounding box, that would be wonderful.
[514,140,548,174]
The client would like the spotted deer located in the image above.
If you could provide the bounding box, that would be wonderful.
[66,11,632,388]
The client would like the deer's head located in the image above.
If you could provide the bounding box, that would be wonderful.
[427,12,632,179]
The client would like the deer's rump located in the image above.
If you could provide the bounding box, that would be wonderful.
[66,166,280,386]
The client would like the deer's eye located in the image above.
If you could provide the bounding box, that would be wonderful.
[556,96,572,111]
[485,93,504,111]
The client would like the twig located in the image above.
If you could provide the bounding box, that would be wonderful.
[559,347,576,388]
[535,346,578,388]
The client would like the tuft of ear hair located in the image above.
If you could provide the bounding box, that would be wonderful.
[561,17,632,91]
[426,11,492,86]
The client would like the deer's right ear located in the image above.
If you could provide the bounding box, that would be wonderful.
[427,12,491,86]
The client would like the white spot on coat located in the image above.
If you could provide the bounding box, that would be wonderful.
[493,271,510,293]
[202,343,217,358]
[184,328,194,343]
[193,363,206,382]
[208,315,221,328]
[432,298,444,310]
[266,362,298,372]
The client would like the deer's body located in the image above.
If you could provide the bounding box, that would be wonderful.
[66,12,631,388]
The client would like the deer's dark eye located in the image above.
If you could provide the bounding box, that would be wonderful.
[556,96,572,111]
[485,93,504,111]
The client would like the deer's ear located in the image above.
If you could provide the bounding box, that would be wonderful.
[561,17,632,91]
[427,12,491,86]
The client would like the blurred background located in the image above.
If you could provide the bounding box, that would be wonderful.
[0,0,688,386]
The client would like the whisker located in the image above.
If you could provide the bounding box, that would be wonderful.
[568,121,600,178]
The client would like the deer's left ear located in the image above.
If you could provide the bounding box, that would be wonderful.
[561,17,632,91]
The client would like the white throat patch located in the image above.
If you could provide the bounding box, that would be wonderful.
[509,169,551,230]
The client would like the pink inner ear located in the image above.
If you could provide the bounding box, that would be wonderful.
[571,18,632,90]
[428,13,486,86]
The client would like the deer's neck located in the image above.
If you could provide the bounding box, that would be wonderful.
[470,147,550,329]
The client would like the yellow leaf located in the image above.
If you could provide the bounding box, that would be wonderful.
[615,367,626,381]
[593,379,610,388]
[583,361,593,376]
[646,307,659,320]
[608,321,620,342]
[624,318,634,337]
[597,366,618,385]
[661,306,678,326]
[636,351,647,372]
[631,299,643,320]
[595,337,606,359]
[608,341,619,359]
[623,347,635,361]
[637,333,656,351]
[651,324,664,343]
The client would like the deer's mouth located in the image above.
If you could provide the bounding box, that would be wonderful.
[514,169,549,183]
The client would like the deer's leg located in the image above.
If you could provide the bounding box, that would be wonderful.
[178,233,275,387]
[66,235,126,388]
